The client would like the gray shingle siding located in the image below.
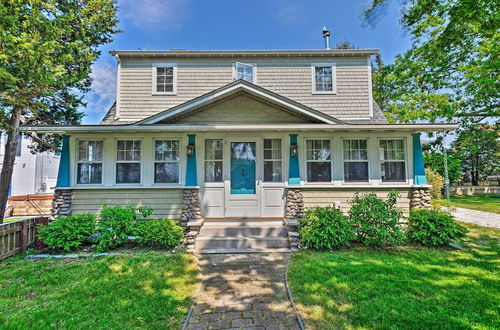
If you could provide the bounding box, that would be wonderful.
[116,56,372,122]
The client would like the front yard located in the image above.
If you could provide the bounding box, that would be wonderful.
[434,194,500,214]
[288,223,500,329]
[0,251,198,329]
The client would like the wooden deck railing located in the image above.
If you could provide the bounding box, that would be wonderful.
[0,217,48,261]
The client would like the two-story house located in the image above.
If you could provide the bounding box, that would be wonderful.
[23,48,455,248]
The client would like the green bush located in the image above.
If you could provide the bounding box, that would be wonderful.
[407,208,467,246]
[132,219,184,248]
[425,168,444,199]
[299,207,355,249]
[38,214,96,251]
[95,205,153,252]
[348,190,405,247]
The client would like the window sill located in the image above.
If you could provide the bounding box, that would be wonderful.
[152,92,177,96]
[312,91,337,95]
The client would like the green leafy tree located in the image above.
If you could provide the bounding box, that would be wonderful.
[0,0,119,222]
[365,0,499,124]
[452,125,500,185]
[423,151,462,185]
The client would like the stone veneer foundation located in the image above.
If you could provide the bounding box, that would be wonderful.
[51,189,72,219]
[410,187,432,209]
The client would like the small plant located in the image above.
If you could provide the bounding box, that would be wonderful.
[133,219,184,248]
[95,205,153,252]
[407,208,467,246]
[38,214,96,251]
[299,206,355,249]
[349,190,405,247]
[425,168,444,199]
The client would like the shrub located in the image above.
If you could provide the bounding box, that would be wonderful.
[407,208,467,246]
[299,207,355,249]
[348,190,405,247]
[132,219,184,248]
[38,214,96,251]
[95,205,153,252]
[425,168,444,199]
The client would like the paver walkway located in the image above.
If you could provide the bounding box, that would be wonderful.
[185,253,301,330]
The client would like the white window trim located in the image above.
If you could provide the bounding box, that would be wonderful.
[263,138,283,183]
[75,139,105,186]
[233,62,257,84]
[311,62,337,95]
[114,139,143,185]
[203,138,224,183]
[152,138,182,185]
[378,138,409,184]
[304,138,334,184]
[152,63,177,95]
[342,138,370,184]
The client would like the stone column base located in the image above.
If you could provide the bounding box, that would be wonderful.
[50,189,72,219]
[285,188,304,220]
[411,187,432,209]
[180,188,202,227]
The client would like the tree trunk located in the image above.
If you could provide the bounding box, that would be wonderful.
[0,108,22,223]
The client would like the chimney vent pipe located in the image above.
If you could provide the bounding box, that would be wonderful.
[322,26,331,50]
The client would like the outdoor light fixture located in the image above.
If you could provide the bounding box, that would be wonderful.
[290,143,298,157]
[186,143,195,157]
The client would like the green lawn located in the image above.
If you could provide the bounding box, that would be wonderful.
[0,251,198,329]
[288,223,500,329]
[434,194,500,214]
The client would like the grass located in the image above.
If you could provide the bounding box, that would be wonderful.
[434,194,500,214]
[0,251,199,329]
[288,223,500,329]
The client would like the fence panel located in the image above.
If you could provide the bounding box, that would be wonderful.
[0,217,48,261]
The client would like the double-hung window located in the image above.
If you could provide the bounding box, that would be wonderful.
[379,139,406,182]
[343,139,369,182]
[306,139,332,182]
[234,62,254,83]
[153,63,176,94]
[312,63,336,94]
[154,140,180,183]
[204,139,223,182]
[263,139,282,182]
[116,140,141,184]
[77,140,103,184]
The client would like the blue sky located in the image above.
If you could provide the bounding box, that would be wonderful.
[83,0,412,124]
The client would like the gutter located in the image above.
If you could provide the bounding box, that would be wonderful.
[20,123,458,133]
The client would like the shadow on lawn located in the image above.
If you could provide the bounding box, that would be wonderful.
[288,235,499,329]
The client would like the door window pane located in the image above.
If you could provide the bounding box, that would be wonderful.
[230,142,256,194]
[263,139,282,182]
[204,139,223,182]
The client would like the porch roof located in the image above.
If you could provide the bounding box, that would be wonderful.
[21,123,458,134]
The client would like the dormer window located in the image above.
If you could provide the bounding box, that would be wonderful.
[312,63,336,94]
[234,62,255,83]
[152,63,177,95]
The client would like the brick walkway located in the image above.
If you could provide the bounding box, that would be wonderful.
[185,253,301,330]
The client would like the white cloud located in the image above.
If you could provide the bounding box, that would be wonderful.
[82,60,117,124]
[119,0,192,31]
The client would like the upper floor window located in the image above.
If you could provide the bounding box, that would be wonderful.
[343,139,369,182]
[312,63,336,94]
[77,140,103,184]
[152,63,177,95]
[379,139,406,182]
[234,62,255,83]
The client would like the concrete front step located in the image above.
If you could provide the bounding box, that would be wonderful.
[194,237,289,250]
[199,226,287,237]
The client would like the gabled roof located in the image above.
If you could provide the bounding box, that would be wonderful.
[136,80,346,125]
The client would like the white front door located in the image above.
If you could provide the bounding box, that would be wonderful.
[224,139,261,218]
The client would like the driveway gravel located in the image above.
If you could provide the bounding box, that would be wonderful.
[445,207,500,229]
